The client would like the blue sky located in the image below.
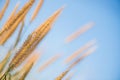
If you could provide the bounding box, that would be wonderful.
[0,0,120,80]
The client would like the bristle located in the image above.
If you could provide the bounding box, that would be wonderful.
[30,0,44,23]
[0,0,10,20]
[7,2,20,21]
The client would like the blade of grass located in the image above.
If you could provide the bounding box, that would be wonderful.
[14,20,25,48]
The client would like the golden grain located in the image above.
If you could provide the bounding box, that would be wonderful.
[0,0,35,43]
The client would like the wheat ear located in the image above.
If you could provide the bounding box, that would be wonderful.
[9,6,63,71]
[0,8,28,45]
[0,0,35,39]
[0,0,35,45]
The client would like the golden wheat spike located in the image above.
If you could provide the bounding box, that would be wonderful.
[29,6,64,46]
[55,69,70,80]
[9,6,63,70]
[69,46,97,69]
[64,39,96,64]
[0,0,35,45]
[34,5,64,32]
[0,9,28,45]
[0,0,10,20]
[24,23,52,55]
[39,54,61,72]
[0,2,20,45]
[65,22,95,43]
[30,0,44,23]
[0,0,35,42]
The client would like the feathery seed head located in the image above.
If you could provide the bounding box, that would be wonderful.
[9,6,63,70]
[0,0,35,45]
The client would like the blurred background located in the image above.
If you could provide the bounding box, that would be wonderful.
[0,0,120,80]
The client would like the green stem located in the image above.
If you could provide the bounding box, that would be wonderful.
[0,68,11,80]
